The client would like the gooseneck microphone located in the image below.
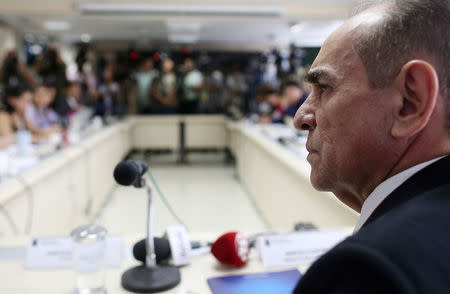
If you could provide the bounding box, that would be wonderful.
[113,160,148,188]
[113,160,180,293]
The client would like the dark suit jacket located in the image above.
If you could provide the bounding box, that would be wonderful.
[294,156,450,294]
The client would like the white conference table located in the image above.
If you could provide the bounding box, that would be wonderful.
[1,116,358,236]
[0,233,317,294]
[0,115,359,293]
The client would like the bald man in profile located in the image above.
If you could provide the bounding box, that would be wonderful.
[293,0,450,293]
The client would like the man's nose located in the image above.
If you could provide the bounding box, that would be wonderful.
[293,98,316,131]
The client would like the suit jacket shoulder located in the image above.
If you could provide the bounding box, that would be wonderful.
[294,157,450,294]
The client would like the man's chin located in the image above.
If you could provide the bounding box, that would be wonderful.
[309,171,331,192]
[310,177,324,191]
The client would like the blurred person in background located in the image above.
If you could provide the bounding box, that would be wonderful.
[75,46,97,106]
[37,46,68,116]
[135,57,158,114]
[282,80,308,118]
[225,61,247,120]
[78,63,97,106]
[198,65,224,114]
[43,75,72,120]
[65,81,83,114]
[279,53,303,85]
[246,56,265,115]
[94,64,122,117]
[150,58,177,114]
[252,85,281,124]
[114,54,131,116]
[180,58,203,114]
[25,85,61,136]
[258,101,273,124]
[0,86,49,143]
[248,83,272,115]
[0,87,31,135]
[0,96,16,148]
[0,49,37,90]
[265,87,284,124]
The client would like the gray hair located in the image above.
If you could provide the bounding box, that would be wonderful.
[352,0,450,129]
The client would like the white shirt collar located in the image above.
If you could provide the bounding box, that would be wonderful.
[353,156,446,233]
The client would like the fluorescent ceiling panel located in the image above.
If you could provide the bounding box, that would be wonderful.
[43,21,71,31]
[80,34,92,42]
[167,22,202,34]
[168,33,199,43]
[79,3,283,16]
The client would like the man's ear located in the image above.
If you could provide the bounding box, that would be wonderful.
[391,60,439,138]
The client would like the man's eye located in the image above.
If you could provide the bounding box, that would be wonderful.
[318,84,329,91]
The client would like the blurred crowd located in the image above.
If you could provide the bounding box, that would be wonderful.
[0,45,310,150]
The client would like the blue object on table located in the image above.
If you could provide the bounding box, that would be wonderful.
[207,269,301,294]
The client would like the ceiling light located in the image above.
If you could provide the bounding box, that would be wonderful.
[167,22,202,34]
[79,3,283,17]
[80,34,92,43]
[44,21,70,31]
[168,33,199,44]
[290,23,306,34]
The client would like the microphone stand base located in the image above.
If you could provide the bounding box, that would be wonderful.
[121,265,181,293]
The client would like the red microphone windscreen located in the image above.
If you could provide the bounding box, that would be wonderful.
[211,232,250,267]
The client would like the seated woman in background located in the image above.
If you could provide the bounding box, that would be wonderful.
[0,86,53,147]
[0,86,30,149]
[25,85,61,136]
[0,107,15,149]
[0,86,31,133]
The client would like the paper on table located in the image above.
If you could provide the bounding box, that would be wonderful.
[25,235,123,269]
[257,229,348,268]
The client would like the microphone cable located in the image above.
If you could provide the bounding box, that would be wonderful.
[146,169,189,231]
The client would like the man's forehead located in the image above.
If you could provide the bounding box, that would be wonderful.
[312,7,386,60]
[306,34,354,84]
[306,25,365,83]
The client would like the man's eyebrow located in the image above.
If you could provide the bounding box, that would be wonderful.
[304,68,338,84]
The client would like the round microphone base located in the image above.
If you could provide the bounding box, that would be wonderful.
[121,265,181,293]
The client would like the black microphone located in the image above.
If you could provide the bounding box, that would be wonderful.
[114,160,181,292]
[133,238,208,264]
[134,237,171,264]
[113,160,148,188]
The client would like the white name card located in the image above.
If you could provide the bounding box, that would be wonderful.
[257,229,347,268]
[25,235,123,269]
